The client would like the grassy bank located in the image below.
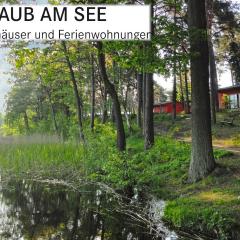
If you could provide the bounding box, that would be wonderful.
[0,124,239,239]
[163,153,240,239]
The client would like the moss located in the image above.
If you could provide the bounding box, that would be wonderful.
[162,162,240,239]
[164,197,238,240]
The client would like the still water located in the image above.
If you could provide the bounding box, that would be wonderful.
[0,179,165,240]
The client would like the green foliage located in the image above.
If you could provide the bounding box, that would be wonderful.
[1,0,239,237]
[214,149,233,159]
[232,134,240,146]
[89,135,230,193]
[0,124,20,136]
[0,126,237,238]
[229,41,240,83]
[82,136,191,191]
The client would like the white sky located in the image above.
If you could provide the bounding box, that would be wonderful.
[155,66,233,92]
[0,47,11,113]
[0,0,48,113]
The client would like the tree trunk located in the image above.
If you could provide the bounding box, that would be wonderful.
[184,65,191,114]
[172,0,177,122]
[46,90,59,136]
[172,67,177,121]
[97,42,126,151]
[62,41,85,142]
[144,1,154,149]
[142,72,146,136]
[137,73,143,128]
[111,61,117,124]
[188,0,215,182]
[209,50,217,124]
[101,86,108,123]
[123,84,132,133]
[144,73,154,149]
[23,111,30,133]
[36,95,43,121]
[90,54,95,131]
[209,39,219,114]
[209,37,218,124]
[111,103,115,123]
[237,94,240,109]
[206,0,219,115]
[179,67,185,109]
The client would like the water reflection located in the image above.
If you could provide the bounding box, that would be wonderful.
[0,180,159,240]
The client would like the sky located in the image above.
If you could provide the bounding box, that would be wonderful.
[0,47,11,113]
[0,0,48,113]
[155,66,233,92]
[0,1,239,113]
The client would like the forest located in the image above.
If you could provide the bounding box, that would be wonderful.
[0,0,240,239]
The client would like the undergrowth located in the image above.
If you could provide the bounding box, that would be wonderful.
[0,123,238,239]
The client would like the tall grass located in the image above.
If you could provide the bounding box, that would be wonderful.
[0,143,82,176]
[0,126,117,180]
[0,129,231,188]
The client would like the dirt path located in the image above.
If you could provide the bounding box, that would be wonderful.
[212,144,240,155]
[178,138,240,155]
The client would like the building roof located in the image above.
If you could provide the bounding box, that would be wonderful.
[218,85,240,94]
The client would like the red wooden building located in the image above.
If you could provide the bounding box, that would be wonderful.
[153,85,240,114]
[218,85,240,109]
[153,102,185,114]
